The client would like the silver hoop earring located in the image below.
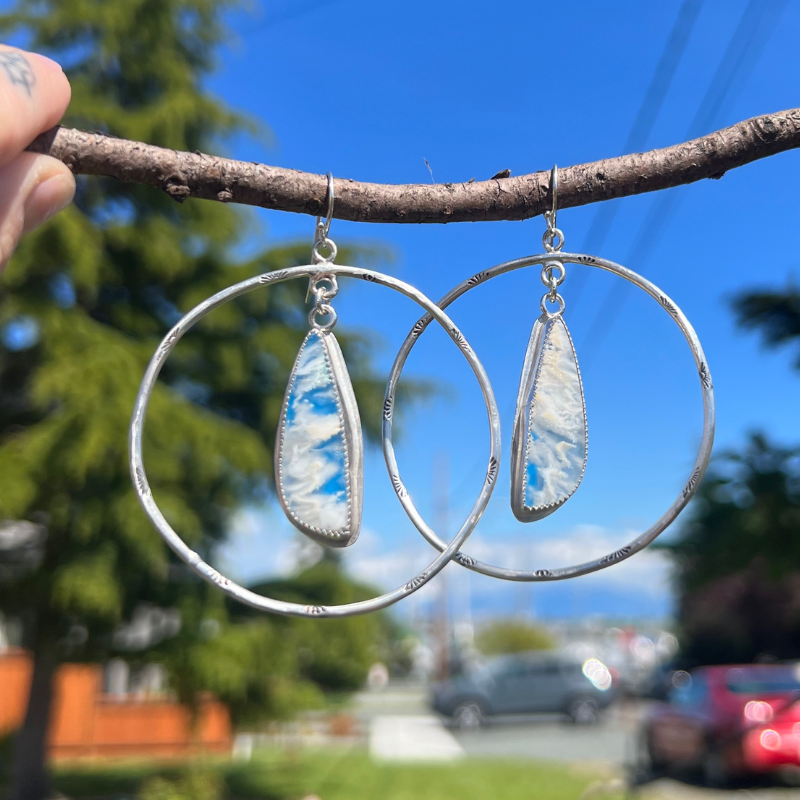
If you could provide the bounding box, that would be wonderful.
[384,168,715,581]
[129,175,501,617]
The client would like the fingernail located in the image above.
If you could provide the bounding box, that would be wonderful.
[23,174,75,233]
[28,51,64,73]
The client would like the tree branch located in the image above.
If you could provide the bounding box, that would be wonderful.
[26,108,800,224]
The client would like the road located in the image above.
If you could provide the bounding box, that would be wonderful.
[354,685,800,798]
[355,685,638,766]
[452,709,634,765]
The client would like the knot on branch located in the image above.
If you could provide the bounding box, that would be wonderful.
[164,176,191,202]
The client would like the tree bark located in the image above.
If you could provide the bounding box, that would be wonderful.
[10,634,58,800]
[26,107,800,223]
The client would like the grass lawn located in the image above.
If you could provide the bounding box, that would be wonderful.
[50,751,625,800]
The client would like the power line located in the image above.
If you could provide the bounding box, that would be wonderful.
[447,0,785,525]
[578,0,790,370]
[445,4,705,519]
[240,0,341,37]
[570,0,704,310]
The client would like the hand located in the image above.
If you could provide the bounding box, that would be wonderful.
[0,45,74,271]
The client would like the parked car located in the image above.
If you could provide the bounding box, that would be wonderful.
[629,659,678,701]
[641,663,800,786]
[429,652,617,729]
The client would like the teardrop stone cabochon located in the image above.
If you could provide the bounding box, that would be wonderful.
[276,329,363,547]
[510,314,588,522]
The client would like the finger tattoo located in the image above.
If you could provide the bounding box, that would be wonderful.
[0,51,36,96]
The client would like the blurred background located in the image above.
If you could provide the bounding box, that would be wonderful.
[1,0,800,798]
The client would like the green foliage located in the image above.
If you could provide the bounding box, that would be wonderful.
[225,753,612,800]
[0,0,407,742]
[0,0,265,646]
[732,283,800,369]
[658,433,800,665]
[45,753,621,800]
[238,558,397,694]
[153,587,327,724]
[676,281,800,664]
[475,619,555,655]
[141,768,223,800]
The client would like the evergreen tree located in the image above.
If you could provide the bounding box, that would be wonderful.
[732,283,800,369]
[658,433,800,666]
[475,619,554,656]
[0,3,397,797]
[662,281,800,666]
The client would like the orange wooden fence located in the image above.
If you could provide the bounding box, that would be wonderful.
[0,649,231,759]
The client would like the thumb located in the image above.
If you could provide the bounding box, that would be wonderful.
[0,151,75,269]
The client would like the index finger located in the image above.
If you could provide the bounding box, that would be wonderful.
[0,45,71,170]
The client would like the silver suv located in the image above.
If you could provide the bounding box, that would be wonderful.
[430,652,617,729]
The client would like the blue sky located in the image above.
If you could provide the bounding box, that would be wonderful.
[7,0,795,622]
[210,0,800,622]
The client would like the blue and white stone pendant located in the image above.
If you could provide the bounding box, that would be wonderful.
[510,312,588,522]
[275,327,363,548]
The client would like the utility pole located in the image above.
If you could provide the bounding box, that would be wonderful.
[433,452,450,680]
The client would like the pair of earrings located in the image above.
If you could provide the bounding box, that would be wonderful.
[130,169,715,617]
[275,171,585,546]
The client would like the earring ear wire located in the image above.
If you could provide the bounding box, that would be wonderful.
[315,172,335,243]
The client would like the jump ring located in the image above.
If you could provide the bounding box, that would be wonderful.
[312,274,338,301]
[309,303,337,330]
[540,261,566,289]
[312,238,338,263]
[542,228,565,253]
[540,292,565,317]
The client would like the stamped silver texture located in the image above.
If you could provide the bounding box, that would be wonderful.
[130,264,500,617]
[510,313,588,523]
[384,252,715,582]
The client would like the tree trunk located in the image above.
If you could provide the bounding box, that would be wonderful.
[10,635,58,800]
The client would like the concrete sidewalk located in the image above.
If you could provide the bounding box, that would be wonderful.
[369,715,465,762]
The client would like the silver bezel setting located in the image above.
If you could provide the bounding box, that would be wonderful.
[130,264,500,617]
[510,314,588,522]
[384,252,715,582]
[275,329,364,548]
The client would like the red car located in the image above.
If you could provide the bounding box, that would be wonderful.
[642,664,800,786]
